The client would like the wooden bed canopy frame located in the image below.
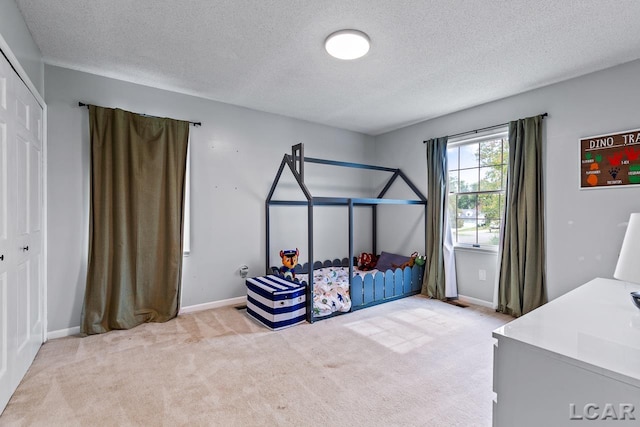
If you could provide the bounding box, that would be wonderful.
[265,143,428,322]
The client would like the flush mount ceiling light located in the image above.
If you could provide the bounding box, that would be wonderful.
[324,29,370,60]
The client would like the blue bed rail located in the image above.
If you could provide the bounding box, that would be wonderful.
[270,258,424,316]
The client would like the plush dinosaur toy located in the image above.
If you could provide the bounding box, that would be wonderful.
[279,248,299,280]
[413,252,426,267]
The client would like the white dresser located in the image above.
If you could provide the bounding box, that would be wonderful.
[492,278,640,426]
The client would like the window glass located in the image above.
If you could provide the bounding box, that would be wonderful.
[448,171,459,193]
[459,168,479,192]
[479,166,502,191]
[480,139,503,166]
[459,143,479,169]
[448,130,508,248]
[447,147,459,170]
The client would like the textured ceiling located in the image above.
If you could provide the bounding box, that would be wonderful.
[15,0,640,135]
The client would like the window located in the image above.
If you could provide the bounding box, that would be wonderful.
[447,128,508,248]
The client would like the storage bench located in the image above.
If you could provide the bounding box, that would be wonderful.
[245,275,306,330]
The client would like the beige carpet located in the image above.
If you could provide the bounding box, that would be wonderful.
[0,295,511,427]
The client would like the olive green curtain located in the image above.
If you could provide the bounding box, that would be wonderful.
[81,106,190,335]
[496,115,546,317]
[424,136,457,299]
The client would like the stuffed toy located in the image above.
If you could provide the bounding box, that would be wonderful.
[393,251,420,269]
[413,252,426,267]
[357,252,378,271]
[279,248,299,280]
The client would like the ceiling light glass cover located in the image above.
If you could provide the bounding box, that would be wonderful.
[325,29,370,60]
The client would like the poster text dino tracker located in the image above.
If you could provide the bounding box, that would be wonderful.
[580,128,640,189]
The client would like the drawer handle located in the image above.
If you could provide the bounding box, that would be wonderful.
[22,246,29,252]
[0,254,3,261]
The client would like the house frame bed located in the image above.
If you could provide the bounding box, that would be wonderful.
[265,144,427,322]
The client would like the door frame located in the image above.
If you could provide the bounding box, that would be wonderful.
[0,34,48,344]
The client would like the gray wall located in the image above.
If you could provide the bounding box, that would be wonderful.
[0,0,44,95]
[45,65,375,332]
[453,249,497,303]
[41,43,640,327]
[375,59,640,303]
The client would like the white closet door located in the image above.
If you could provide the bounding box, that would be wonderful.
[0,49,18,414]
[0,51,44,413]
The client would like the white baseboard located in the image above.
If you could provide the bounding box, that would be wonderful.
[458,294,494,309]
[45,296,247,339]
[179,296,247,314]
[47,326,81,340]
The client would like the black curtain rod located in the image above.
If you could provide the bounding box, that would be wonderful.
[423,112,547,143]
[78,102,202,127]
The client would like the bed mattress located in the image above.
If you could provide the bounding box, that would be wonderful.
[296,266,363,318]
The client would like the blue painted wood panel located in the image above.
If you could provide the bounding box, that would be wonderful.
[363,274,374,305]
[412,266,424,292]
[403,267,412,294]
[374,272,384,300]
[384,270,395,298]
[394,269,403,296]
[411,266,419,291]
[351,274,363,307]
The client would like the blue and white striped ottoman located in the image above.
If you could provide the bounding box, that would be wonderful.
[245,275,306,330]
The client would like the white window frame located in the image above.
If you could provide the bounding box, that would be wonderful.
[447,127,508,250]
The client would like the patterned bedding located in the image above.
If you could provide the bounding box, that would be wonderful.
[296,266,369,318]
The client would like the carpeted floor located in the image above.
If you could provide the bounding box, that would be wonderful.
[0,295,511,427]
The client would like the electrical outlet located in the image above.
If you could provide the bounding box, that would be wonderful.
[239,265,249,278]
[479,269,487,281]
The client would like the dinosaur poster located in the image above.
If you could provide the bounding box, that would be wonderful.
[580,128,640,189]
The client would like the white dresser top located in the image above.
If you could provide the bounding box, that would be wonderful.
[493,277,640,387]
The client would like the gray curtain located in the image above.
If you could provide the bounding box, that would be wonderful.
[424,136,457,299]
[81,106,190,335]
[496,115,546,317]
